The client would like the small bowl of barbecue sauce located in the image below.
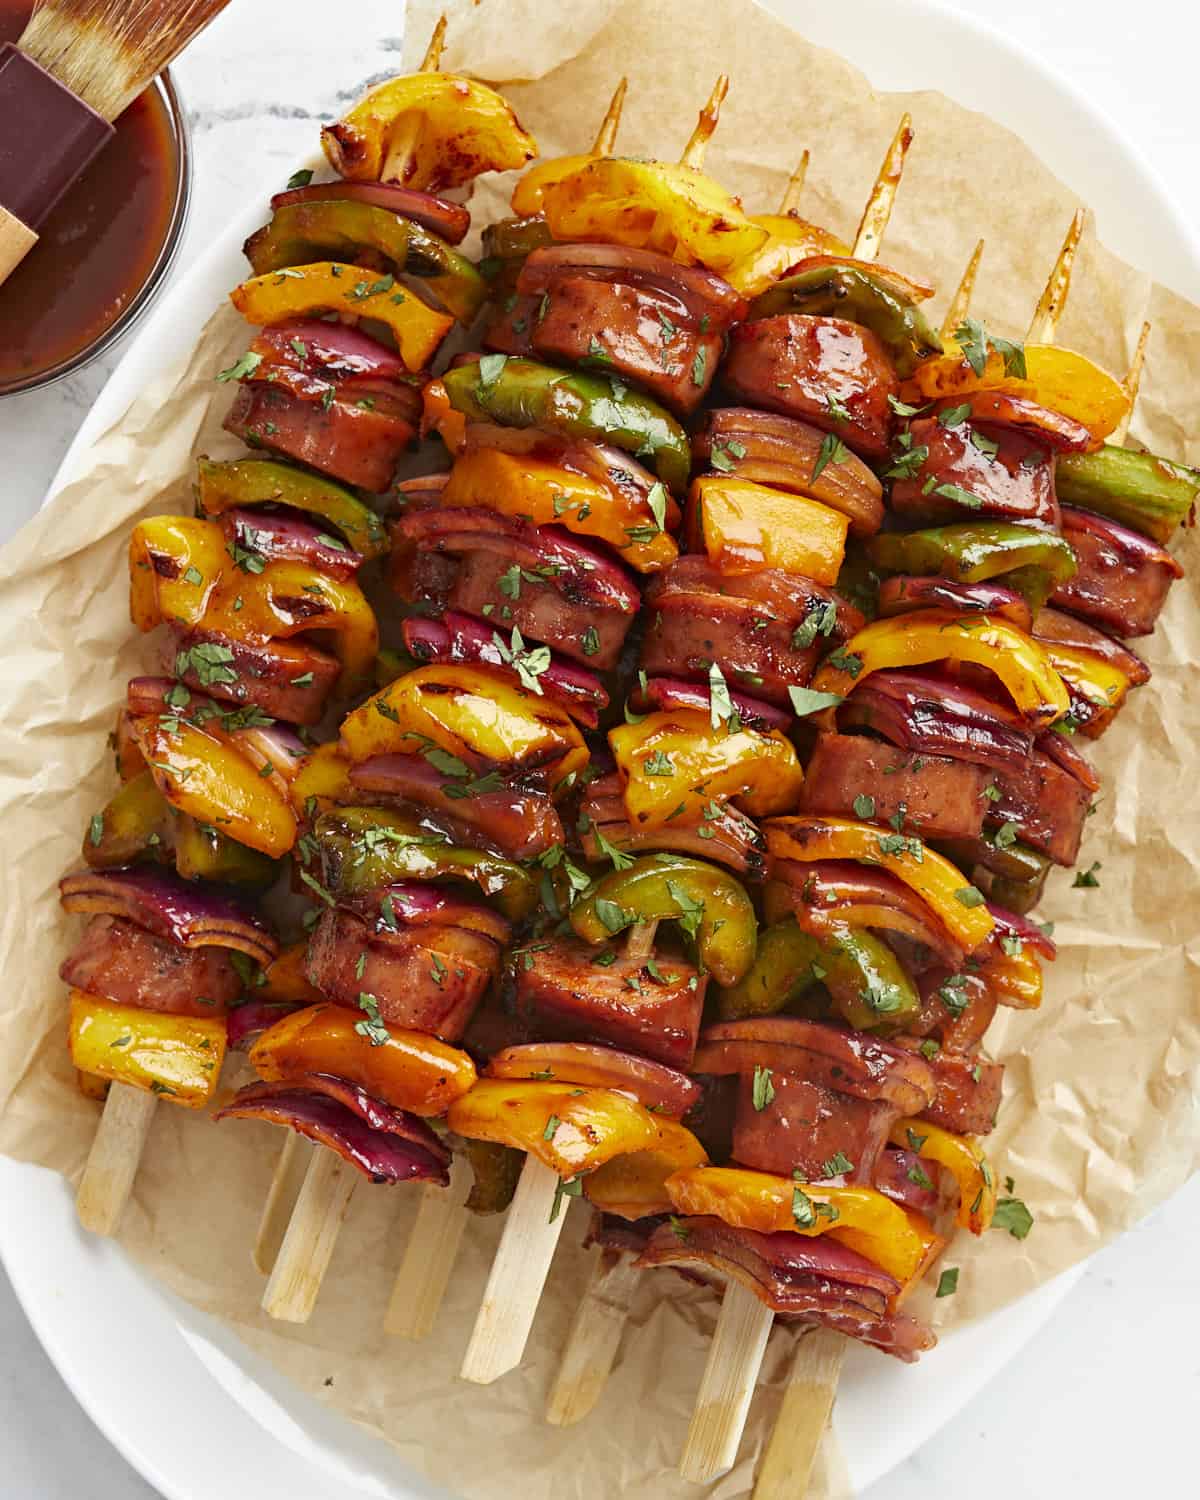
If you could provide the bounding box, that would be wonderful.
[0,0,190,397]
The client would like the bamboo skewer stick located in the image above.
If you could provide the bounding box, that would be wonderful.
[546,1248,643,1425]
[459,1154,568,1384]
[253,1133,313,1275]
[941,238,985,339]
[1026,207,1086,343]
[591,76,628,156]
[382,13,448,184]
[752,1328,846,1500]
[261,1146,357,1323]
[1112,319,1152,444]
[385,1154,473,1339]
[778,151,810,215]
[75,1083,158,1236]
[680,74,729,169]
[678,119,911,1485]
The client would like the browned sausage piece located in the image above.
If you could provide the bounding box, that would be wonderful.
[60,914,242,1018]
[1052,506,1183,638]
[164,626,340,726]
[730,1070,898,1183]
[888,416,1059,527]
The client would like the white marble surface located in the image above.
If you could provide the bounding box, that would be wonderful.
[2,0,1199,1495]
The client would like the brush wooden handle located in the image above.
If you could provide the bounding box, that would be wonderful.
[0,203,37,285]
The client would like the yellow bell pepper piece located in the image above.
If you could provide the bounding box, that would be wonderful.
[321,74,536,191]
[979,947,1043,1009]
[903,343,1128,447]
[446,1079,661,1177]
[890,1118,997,1235]
[67,989,227,1109]
[538,157,768,272]
[251,1004,476,1117]
[610,708,804,830]
[442,447,680,573]
[665,1165,942,1285]
[289,742,355,814]
[809,608,1070,729]
[724,214,852,297]
[584,1118,709,1220]
[1036,638,1131,736]
[130,715,297,858]
[229,262,452,373]
[77,1070,111,1103]
[764,815,996,951]
[512,153,596,217]
[130,516,379,692]
[688,475,849,584]
[340,664,588,789]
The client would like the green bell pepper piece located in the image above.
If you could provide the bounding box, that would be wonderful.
[748,261,942,376]
[868,521,1077,613]
[315,806,537,921]
[243,199,485,325]
[1055,443,1200,545]
[937,836,1051,916]
[481,214,555,269]
[715,918,918,1030]
[174,813,281,886]
[569,854,756,987]
[374,647,414,689]
[195,457,388,558]
[442,356,692,494]
[84,771,174,870]
[464,1138,522,1214]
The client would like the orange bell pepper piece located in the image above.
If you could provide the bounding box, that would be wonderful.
[67,989,227,1109]
[902,343,1128,448]
[809,608,1070,729]
[420,376,467,452]
[250,1003,476,1117]
[665,1165,941,1285]
[609,708,804,830]
[446,1079,661,1177]
[764,815,996,951]
[321,73,537,191]
[129,714,297,858]
[340,664,588,790]
[584,1118,708,1220]
[979,947,1043,1009]
[129,516,379,693]
[687,476,849,584]
[725,213,852,298]
[538,158,767,273]
[259,943,324,1007]
[442,447,680,573]
[890,1118,997,1234]
[229,262,452,372]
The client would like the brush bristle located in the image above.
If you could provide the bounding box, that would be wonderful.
[20,0,231,120]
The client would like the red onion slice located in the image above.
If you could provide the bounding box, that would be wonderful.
[219,508,364,579]
[632,675,792,733]
[254,318,410,381]
[341,881,513,947]
[59,867,278,965]
[836,670,1034,772]
[486,1042,702,1117]
[518,243,747,325]
[984,903,1057,961]
[876,575,1032,631]
[1033,728,1100,793]
[270,182,471,244]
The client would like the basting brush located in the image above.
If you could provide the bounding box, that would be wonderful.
[0,0,231,285]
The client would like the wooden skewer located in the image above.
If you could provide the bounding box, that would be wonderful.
[546,1247,642,1425]
[1111,319,1151,444]
[680,74,729,170]
[382,13,448,184]
[253,1133,313,1275]
[261,1144,357,1322]
[941,237,985,340]
[75,1082,158,1236]
[852,112,914,261]
[591,76,628,156]
[1026,207,1086,343]
[752,1328,846,1500]
[385,1153,473,1339]
[778,151,810,216]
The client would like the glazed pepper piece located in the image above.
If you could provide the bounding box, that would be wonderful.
[537,157,767,273]
[249,1002,476,1116]
[889,1118,996,1234]
[339,664,588,792]
[259,943,324,1006]
[173,814,281,886]
[464,1138,523,1215]
[195,457,388,559]
[809,608,1071,730]
[665,1165,942,1286]
[715,918,919,1031]
[129,715,297,859]
[867,521,1077,612]
[83,770,174,870]
[748,257,941,376]
[1054,442,1200,544]
[446,1079,661,1177]
[67,989,227,1108]
[686,475,849,584]
[243,200,485,325]
[440,356,692,494]
[321,73,536,191]
[724,215,852,299]
[314,807,537,922]
[939,835,1052,917]
[609,708,804,832]
[570,854,757,988]
[764,815,996,952]
[440,445,680,573]
[229,262,453,373]
[976,946,1043,1010]
[583,1118,709,1220]
[1034,639,1133,738]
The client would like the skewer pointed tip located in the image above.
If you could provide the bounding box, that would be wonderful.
[852,111,915,263]
[591,76,628,157]
[940,237,986,340]
[1111,319,1152,444]
[680,73,730,169]
[420,13,448,72]
[777,150,811,216]
[1026,207,1087,344]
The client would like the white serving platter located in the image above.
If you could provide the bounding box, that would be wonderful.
[3,1,1197,1496]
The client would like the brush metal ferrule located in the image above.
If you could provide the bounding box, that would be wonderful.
[0,42,113,231]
